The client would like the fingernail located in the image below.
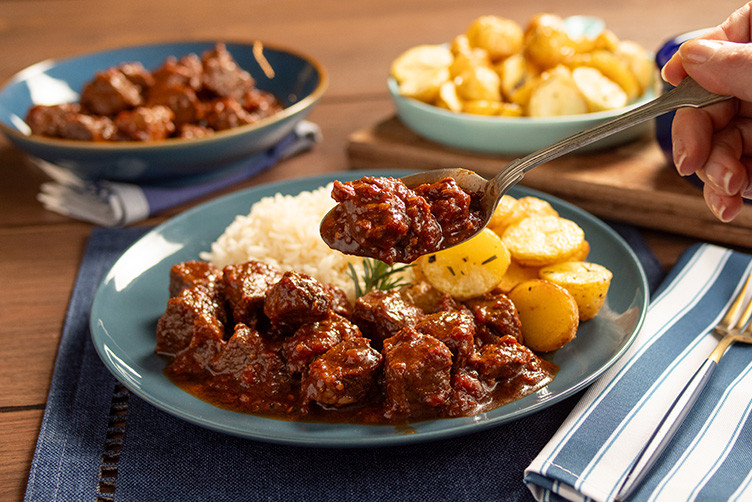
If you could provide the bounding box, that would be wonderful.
[706,166,742,195]
[707,192,731,222]
[681,39,723,64]
[673,138,688,174]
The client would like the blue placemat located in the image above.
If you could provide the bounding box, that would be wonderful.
[24,223,664,502]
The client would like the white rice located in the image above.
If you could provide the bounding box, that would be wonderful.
[200,183,366,302]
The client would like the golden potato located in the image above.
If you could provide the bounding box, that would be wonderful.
[509,279,579,352]
[391,44,454,82]
[463,100,523,117]
[466,15,524,61]
[490,195,559,234]
[450,34,473,56]
[397,69,450,103]
[496,260,541,293]
[572,66,628,112]
[488,195,518,230]
[568,50,641,101]
[462,99,503,116]
[455,65,502,101]
[523,14,580,69]
[436,81,463,112]
[567,239,590,261]
[391,13,652,119]
[501,215,585,267]
[527,66,589,117]
[594,29,620,52]
[391,44,453,103]
[539,261,613,320]
[416,228,511,300]
[449,48,492,78]
[497,52,540,102]
[615,40,655,95]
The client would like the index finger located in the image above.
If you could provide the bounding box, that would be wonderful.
[661,2,752,85]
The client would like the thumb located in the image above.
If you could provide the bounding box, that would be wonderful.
[680,39,752,101]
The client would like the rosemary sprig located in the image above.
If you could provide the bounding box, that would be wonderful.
[347,258,414,298]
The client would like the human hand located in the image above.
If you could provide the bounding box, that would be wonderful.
[661,2,752,222]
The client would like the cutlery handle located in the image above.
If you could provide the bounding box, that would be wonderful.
[615,358,717,501]
[498,78,730,186]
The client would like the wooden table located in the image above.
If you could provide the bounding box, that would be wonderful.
[0,0,746,499]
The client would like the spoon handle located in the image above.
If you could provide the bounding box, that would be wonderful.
[494,78,731,188]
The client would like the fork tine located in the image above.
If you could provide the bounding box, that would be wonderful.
[722,273,752,330]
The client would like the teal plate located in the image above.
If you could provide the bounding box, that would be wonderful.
[90,170,648,447]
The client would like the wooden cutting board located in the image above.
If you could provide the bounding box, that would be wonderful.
[346,116,752,249]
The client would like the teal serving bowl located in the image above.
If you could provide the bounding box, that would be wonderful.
[0,40,327,182]
[389,77,655,155]
[388,16,656,156]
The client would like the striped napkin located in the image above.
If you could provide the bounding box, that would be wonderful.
[524,243,752,501]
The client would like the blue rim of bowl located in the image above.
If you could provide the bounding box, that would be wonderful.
[0,39,328,151]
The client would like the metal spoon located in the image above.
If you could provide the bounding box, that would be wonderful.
[321,78,730,260]
[397,77,729,240]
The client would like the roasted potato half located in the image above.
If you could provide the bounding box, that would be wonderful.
[501,215,585,267]
[539,261,613,320]
[508,278,579,352]
[416,228,511,300]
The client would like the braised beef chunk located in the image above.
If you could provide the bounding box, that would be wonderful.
[383,327,454,418]
[26,104,80,138]
[166,313,225,378]
[447,367,491,417]
[282,313,362,374]
[157,258,557,424]
[150,54,203,92]
[351,289,424,349]
[26,104,116,141]
[178,123,214,138]
[321,176,486,264]
[146,84,204,127]
[203,97,255,131]
[116,62,155,90]
[201,42,255,101]
[26,44,282,143]
[80,67,144,116]
[320,177,443,265]
[60,113,117,141]
[413,177,483,247]
[169,260,223,298]
[464,291,523,345]
[301,337,382,409]
[242,88,283,118]
[156,285,223,356]
[114,105,175,141]
[414,308,475,365]
[322,284,351,317]
[399,281,458,314]
[470,334,534,382]
[210,323,293,399]
[263,271,333,332]
[222,260,283,328]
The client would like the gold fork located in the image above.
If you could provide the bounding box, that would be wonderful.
[616,273,752,501]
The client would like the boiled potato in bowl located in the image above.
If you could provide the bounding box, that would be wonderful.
[390,13,654,118]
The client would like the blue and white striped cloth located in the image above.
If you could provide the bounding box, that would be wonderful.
[525,243,752,502]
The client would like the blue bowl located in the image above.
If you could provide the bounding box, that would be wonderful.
[0,40,327,181]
